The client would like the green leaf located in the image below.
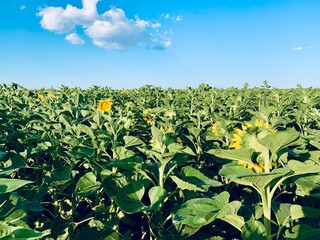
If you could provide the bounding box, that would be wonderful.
[170,176,205,192]
[151,126,163,142]
[115,182,166,214]
[49,167,71,186]
[216,201,245,231]
[288,160,320,174]
[75,226,123,240]
[290,205,320,220]
[108,156,143,171]
[1,153,26,169]
[181,166,223,189]
[293,175,320,197]
[123,136,146,148]
[285,224,320,240]
[0,169,20,178]
[173,191,229,228]
[219,167,290,193]
[101,172,129,198]
[219,164,252,177]
[272,203,292,227]
[173,222,200,239]
[49,215,71,239]
[310,140,320,150]
[148,186,166,207]
[207,148,255,166]
[0,194,23,221]
[241,217,266,240]
[75,172,101,197]
[10,228,49,239]
[0,178,32,194]
[258,129,300,154]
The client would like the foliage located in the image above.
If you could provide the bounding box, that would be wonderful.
[0,83,319,239]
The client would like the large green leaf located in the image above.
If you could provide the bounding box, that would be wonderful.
[173,191,229,228]
[287,160,320,174]
[0,178,32,194]
[207,148,255,166]
[172,222,200,239]
[108,156,143,171]
[216,201,245,231]
[285,224,320,240]
[258,129,300,154]
[272,203,292,227]
[101,171,129,198]
[0,194,25,222]
[1,228,49,240]
[293,174,320,197]
[219,165,290,192]
[49,167,71,186]
[123,136,146,148]
[115,182,166,214]
[181,166,223,190]
[290,205,320,220]
[75,172,101,197]
[170,176,205,192]
[241,217,266,240]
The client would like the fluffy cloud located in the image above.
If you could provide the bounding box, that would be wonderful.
[85,8,147,49]
[20,5,27,10]
[37,0,170,50]
[65,33,85,45]
[37,0,98,33]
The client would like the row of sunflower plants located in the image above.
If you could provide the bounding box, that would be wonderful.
[0,83,319,239]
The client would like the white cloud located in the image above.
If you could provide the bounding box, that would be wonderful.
[65,33,85,45]
[161,13,182,22]
[151,22,161,29]
[176,16,182,21]
[161,13,170,19]
[293,46,303,51]
[293,45,315,51]
[305,45,314,49]
[37,0,98,33]
[20,5,27,10]
[37,6,75,33]
[37,0,171,50]
[86,8,146,49]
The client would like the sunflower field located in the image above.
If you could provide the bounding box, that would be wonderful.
[0,83,320,239]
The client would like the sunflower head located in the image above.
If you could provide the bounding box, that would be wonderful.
[211,123,219,136]
[229,120,274,150]
[37,93,44,100]
[125,101,133,107]
[98,99,112,113]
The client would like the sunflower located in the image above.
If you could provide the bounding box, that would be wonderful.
[229,120,277,172]
[229,120,273,150]
[229,127,246,150]
[143,108,157,125]
[37,93,44,100]
[125,101,133,107]
[211,123,219,136]
[98,99,112,113]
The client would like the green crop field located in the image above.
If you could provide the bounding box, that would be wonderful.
[0,83,319,239]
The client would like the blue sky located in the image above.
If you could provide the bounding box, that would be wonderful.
[0,0,319,89]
